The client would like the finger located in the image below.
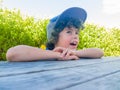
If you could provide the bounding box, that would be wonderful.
[60,55,79,61]
[65,50,76,57]
[53,47,64,53]
[65,50,71,58]
[61,48,68,57]
[53,47,60,52]
[68,55,79,60]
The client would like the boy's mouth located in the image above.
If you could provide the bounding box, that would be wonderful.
[70,41,78,47]
[70,43,76,46]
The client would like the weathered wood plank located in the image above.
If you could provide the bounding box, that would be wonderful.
[0,57,119,77]
[0,57,120,90]
[65,71,120,90]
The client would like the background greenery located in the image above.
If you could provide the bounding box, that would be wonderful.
[0,8,120,60]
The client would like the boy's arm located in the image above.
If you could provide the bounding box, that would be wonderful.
[6,45,61,62]
[75,48,104,59]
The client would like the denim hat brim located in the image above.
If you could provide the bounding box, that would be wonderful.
[47,7,87,40]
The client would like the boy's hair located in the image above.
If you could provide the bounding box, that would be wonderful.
[46,7,87,50]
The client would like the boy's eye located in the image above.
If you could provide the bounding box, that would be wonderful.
[76,31,79,35]
[66,31,72,33]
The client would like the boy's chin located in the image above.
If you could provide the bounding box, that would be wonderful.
[69,46,77,50]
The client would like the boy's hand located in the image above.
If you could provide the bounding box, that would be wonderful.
[53,47,66,53]
[53,47,79,60]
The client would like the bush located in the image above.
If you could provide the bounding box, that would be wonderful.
[78,24,120,56]
[0,8,120,60]
[0,8,48,60]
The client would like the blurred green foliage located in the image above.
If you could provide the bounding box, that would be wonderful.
[78,24,120,56]
[0,8,48,60]
[0,8,120,60]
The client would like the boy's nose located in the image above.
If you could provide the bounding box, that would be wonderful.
[73,35,78,39]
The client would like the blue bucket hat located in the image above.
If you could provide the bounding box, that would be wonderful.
[47,7,87,40]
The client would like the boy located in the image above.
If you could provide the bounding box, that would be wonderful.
[6,7,104,61]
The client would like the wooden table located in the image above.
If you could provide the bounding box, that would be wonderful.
[0,57,120,90]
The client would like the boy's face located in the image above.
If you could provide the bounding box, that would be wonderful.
[55,27,79,50]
